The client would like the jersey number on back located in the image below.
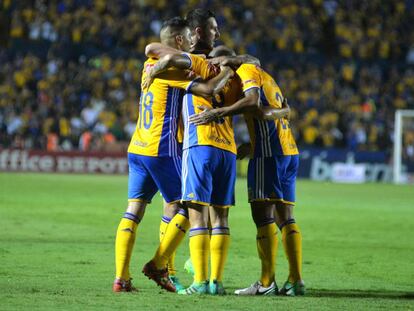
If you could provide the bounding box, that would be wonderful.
[139,91,154,129]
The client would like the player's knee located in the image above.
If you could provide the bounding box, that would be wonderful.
[251,202,274,228]
[187,203,209,228]
[210,206,229,227]
[126,200,147,220]
[163,201,182,218]
[274,202,294,226]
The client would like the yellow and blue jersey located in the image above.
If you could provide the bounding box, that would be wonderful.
[236,64,299,157]
[128,58,193,157]
[182,53,240,155]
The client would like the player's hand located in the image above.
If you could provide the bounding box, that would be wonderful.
[208,56,225,66]
[282,98,291,120]
[208,56,234,67]
[186,70,197,80]
[207,62,220,75]
[220,65,235,77]
[142,71,155,90]
[209,56,240,68]
[237,143,252,160]
[189,106,218,125]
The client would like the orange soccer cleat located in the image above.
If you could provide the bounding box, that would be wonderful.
[142,260,176,292]
[112,278,137,293]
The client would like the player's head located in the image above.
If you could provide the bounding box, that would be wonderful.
[160,17,192,52]
[186,9,220,52]
[209,45,236,58]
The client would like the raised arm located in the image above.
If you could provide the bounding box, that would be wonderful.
[142,54,192,89]
[189,66,234,98]
[145,43,181,58]
[209,54,261,69]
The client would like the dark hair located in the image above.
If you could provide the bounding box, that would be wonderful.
[186,9,215,29]
[160,16,189,33]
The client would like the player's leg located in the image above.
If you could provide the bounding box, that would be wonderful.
[114,200,147,292]
[178,147,213,295]
[142,156,188,292]
[234,201,278,296]
[148,201,189,291]
[114,153,156,292]
[208,148,236,295]
[159,201,180,277]
[158,200,188,291]
[235,157,280,296]
[252,201,278,288]
[274,154,305,296]
[177,202,210,294]
[157,154,184,276]
[208,205,230,295]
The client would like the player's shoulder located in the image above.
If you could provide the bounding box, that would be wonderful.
[184,52,207,64]
[237,63,262,73]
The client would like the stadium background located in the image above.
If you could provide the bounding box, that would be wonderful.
[1,1,414,310]
[1,0,414,157]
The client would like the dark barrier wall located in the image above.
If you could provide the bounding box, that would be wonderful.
[0,149,127,174]
[0,148,402,182]
[237,147,392,182]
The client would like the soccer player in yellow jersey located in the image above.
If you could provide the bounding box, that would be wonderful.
[113,17,234,293]
[145,44,264,295]
[190,59,305,296]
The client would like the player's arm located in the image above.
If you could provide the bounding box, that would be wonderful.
[189,88,260,125]
[260,98,291,120]
[189,65,234,98]
[189,90,290,125]
[145,42,181,58]
[209,55,261,69]
[142,54,192,89]
[143,53,218,90]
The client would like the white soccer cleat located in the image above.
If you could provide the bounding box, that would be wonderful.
[234,281,277,296]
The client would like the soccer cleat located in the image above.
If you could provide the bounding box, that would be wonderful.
[169,275,185,292]
[112,278,137,292]
[142,260,176,292]
[209,280,226,295]
[279,280,306,296]
[177,281,209,295]
[234,281,277,296]
[183,258,194,275]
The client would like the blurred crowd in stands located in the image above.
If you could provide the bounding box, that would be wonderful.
[1,0,414,159]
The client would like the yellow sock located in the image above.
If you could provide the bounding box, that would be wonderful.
[115,213,139,280]
[159,216,169,241]
[153,212,190,270]
[189,228,210,283]
[210,227,230,282]
[257,222,278,287]
[281,220,302,283]
[168,252,177,276]
[158,216,176,274]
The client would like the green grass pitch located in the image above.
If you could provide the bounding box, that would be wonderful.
[1,173,413,310]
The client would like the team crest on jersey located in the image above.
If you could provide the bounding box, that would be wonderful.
[187,193,195,199]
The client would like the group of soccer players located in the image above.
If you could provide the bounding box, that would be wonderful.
[113,8,305,296]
